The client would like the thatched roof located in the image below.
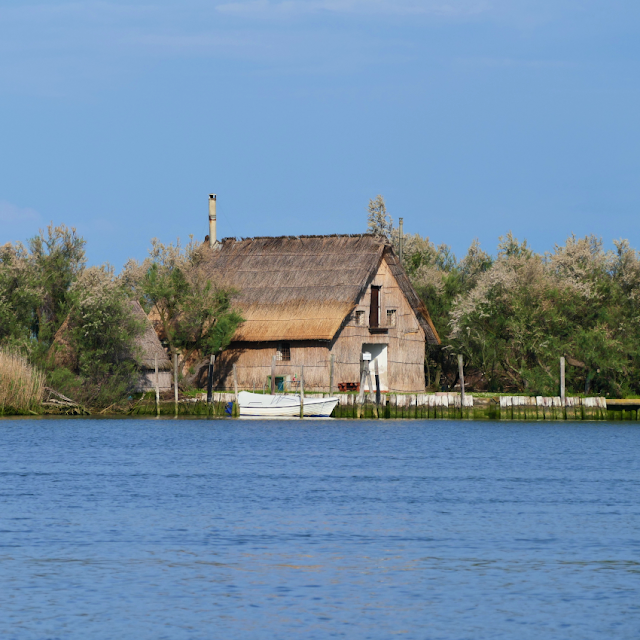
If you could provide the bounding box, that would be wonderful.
[50,316,78,370]
[130,301,172,371]
[200,234,440,344]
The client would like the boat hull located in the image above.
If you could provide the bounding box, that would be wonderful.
[238,392,339,418]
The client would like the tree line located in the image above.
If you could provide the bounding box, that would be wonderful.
[2,205,639,406]
[368,195,640,397]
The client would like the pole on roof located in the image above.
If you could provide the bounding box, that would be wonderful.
[399,217,404,264]
[208,194,217,247]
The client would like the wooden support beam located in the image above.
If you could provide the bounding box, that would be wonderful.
[271,355,276,395]
[173,352,179,415]
[300,365,304,419]
[233,363,238,404]
[154,355,160,416]
[329,354,334,396]
[207,355,215,404]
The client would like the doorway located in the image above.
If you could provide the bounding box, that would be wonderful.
[361,344,388,392]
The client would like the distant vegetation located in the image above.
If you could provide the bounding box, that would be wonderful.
[369,195,640,397]
[1,206,638,412]
[0,226,241,412]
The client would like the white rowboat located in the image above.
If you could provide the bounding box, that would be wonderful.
[237,391,339,418]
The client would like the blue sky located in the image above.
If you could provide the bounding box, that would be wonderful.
[1,0,639,268]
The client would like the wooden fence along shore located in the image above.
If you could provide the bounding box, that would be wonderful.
[127,392,632,420]
[117,353,636,419]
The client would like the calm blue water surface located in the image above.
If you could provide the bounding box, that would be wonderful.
[1,417,639,639]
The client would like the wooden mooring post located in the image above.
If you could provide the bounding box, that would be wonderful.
[374,359,380,418]
[329,354,334,396]
[207,355,215,404]
[233,363,238,404]
[271,355,276,395]
[357,358,367,418]
[458,354,465,405]
[300,365,304,419]
[173,351,179,416]
[560,357,566,405]
[154,355,160,416]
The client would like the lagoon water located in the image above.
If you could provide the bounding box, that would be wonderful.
[1,418,639,639]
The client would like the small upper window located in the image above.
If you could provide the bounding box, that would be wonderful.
[387,309,397,327]
[355,310,365,326]
[277,342,291,361]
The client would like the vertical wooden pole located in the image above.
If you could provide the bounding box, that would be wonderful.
[399,217,404,264]
[373,359,380,419]
[358,359,367,405]
[362,368,374,418]
[207,355,215,404]
[329,353,334,396]
[357,359,367,418]
[173,351,179,415]
[560,357,566,404]
[300,365,304,419]
[233,363,238,404]
[271,355,276,395]
[154,355,160,416]
[458,354,465,405]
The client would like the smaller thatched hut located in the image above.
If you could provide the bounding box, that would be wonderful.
[50,300,172,392]
[129,301,173,392]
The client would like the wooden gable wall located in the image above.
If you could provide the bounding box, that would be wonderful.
[330,255,427,392]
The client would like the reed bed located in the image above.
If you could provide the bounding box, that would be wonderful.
[0,349,45,414]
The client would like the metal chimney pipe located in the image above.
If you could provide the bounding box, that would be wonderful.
[208,194,217,247]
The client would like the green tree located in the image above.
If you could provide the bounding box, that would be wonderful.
[130,238,243,375]
[28,224,86,342]
[0,242,41,345]
[0,225,85,352]
[50,265,145,407]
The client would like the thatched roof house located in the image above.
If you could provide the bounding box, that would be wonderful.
[129,300,172,391]
[200,234,439,393]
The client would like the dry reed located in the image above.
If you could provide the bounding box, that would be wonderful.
[0,349,45,413]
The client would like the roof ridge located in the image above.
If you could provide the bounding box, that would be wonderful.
[219,233,389,243]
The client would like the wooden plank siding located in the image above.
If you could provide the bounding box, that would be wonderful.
[332,256,426,393]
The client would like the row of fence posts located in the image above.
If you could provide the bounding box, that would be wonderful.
[456,354,569,405]
[152,352,605,419]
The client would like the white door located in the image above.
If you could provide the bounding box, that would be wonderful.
[362,344,388,392]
